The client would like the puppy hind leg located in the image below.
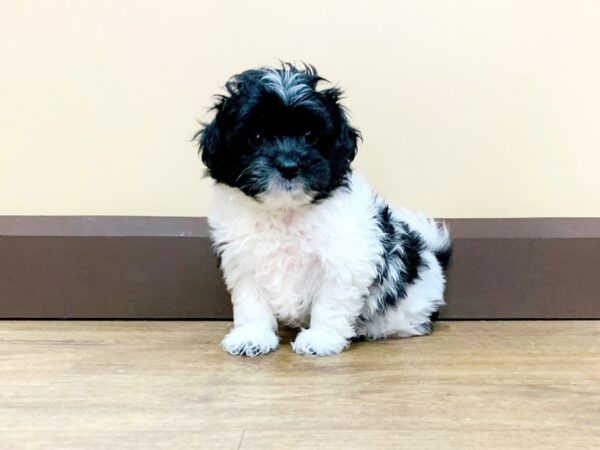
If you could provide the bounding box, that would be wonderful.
[359,254,446,340]
[377,291,444,338]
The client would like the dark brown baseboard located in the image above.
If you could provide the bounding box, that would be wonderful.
[1,216,599,319]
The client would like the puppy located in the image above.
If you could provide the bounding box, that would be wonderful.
[196,63,451,356]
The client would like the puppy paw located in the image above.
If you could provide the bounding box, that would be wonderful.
[292,328,349,356]
[222,325,279,357]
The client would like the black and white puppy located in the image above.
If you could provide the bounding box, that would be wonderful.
[197,63,451,356]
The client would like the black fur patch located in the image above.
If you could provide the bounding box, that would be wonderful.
[372,205,428,312]
[434,246,453,271]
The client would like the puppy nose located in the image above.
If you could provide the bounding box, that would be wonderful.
[277,160,300,180]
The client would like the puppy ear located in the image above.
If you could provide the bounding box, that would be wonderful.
[195,96,227,171]
[321,87,361,162]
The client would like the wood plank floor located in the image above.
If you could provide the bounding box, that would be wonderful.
[0,321,598,449]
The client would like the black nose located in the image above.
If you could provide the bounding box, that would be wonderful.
[277,160,300,180]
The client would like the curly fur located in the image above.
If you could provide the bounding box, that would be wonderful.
[196,63,451,356]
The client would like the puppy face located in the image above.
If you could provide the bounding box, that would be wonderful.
[197,64,360,207]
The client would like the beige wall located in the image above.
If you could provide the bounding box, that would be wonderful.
[1,0,599,218]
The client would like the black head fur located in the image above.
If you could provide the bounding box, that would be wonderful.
[195,63,361,204]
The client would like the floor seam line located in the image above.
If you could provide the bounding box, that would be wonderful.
[237,429,246,450]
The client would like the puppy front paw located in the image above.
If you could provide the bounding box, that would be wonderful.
[292,328,349,356]
[221,325,279,357]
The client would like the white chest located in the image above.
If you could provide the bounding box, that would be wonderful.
[209,177,381,327]
[213,209,324,326]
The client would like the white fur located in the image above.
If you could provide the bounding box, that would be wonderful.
[261,67,314,105]
[355,251,445,338]
[221,324,279,357]
[209,172,447,356]
[292,328,349,356]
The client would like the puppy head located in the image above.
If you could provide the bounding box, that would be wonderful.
[196,63,360,207]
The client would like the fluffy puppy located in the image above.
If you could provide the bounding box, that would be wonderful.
[196,63,451,356]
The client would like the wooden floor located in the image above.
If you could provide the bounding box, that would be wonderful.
[0,321,598,449]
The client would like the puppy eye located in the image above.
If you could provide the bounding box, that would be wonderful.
[248,133,263,148]
[303,130,318,145]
